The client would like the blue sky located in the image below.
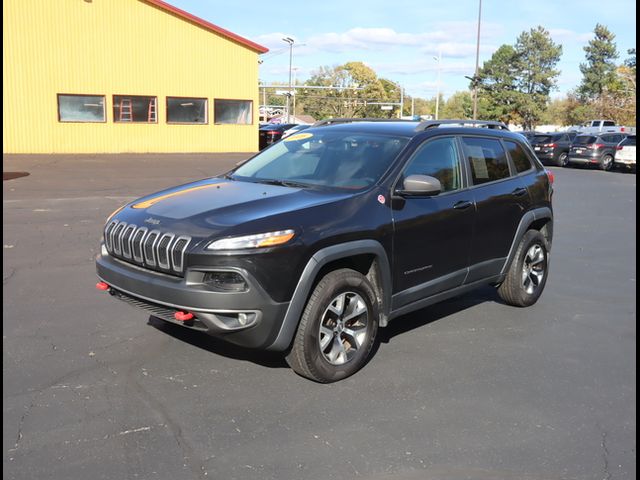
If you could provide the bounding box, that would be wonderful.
[170,0,636,100]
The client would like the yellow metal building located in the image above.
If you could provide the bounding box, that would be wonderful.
[2,0,268,153]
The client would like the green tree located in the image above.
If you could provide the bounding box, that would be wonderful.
[441,91,473,119]
[477,27,562,129]
[578,24,619,101]
[513,26,563,130]
[476,45,521,124]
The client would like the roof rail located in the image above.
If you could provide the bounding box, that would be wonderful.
[312,118,415,127]
[415,119,509,132]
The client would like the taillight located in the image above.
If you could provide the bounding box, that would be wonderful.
[616,145,623,150]
[543,143,557,148]
[265,130,279,136]
[544,169,554,185]
[588,143,605,149]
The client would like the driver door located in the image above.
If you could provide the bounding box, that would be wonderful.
[391,136,475,309]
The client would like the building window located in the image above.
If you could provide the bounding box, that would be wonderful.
[57,94,105,122]
[113,95,157,123]
[214,99,252,124]
[166,97,207,124]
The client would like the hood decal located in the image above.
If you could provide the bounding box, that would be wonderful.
[132,183,226,209]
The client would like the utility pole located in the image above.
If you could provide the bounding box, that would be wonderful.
[399,83,404,119]
[282,37,294,123]
[472,0,482,120]
[292,67,299,121]
[434,52,441,120]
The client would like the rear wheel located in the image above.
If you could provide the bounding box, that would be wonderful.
[286,269,379,383]
[557,152,569,167]
[600,154,614,171]
[498,230,549,307]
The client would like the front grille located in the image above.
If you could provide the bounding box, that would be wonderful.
[104,220,191,276]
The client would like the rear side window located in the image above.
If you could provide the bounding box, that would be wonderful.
[621,136,636,146]
[574,136,596,145]
[504,141,533,173]
[603,121,615,126]
[533,135,554,144]
[461,137,510,185]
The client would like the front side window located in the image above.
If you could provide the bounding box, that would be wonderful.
[232,130,409,190]
[214,99,252,124]
[461,136,510,185]
[113,95,157,123]
[58,94,105,122]
[166,97,207,124]
[504,140,533,173]
[401,137,462,192]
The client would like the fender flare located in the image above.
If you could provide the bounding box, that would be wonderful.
[266,239,392,351]
[500,207,553,275]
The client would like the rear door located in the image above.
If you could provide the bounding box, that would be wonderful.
[461,136,531,283]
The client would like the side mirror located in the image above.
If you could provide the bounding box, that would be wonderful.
[396,174,442,197]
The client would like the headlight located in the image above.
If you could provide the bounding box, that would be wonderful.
[207,229,295,251]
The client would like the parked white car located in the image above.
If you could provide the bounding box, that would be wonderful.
[614,135,636,170]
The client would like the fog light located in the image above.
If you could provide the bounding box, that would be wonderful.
[203,271,248,292]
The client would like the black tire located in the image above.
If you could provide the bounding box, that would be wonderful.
[497,230,549,307]
[600,154,614,171]
[557,152,569,167]
[285,268,379,383]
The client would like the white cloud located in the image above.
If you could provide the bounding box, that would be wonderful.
[548,29,593,43]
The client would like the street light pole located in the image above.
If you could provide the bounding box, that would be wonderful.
[472,0,482,120]
[283,37,294,123]
[292,67,299,120]
[434,52,441,120]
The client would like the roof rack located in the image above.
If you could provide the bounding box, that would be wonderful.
[415,119,509,132]
[312,118,415,127]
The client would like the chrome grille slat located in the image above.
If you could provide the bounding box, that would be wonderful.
[112,223,127,255]
[121,225,136,259]
[104,220,118,251]
[144,230,160,267]
[131,227,148,263]
[171,236,190,273]
[156,233,175,270]
[104,222,190,277]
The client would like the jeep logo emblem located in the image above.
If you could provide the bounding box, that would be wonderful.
[144,217,161,225]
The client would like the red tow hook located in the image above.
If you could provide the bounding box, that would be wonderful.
[96,281,110,291]
[174,311,194,322]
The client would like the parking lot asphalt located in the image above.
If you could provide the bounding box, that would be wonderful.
[3,154,636,480]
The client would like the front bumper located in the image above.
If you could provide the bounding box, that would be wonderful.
[96,251,290,350]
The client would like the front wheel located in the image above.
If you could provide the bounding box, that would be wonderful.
[498,230,549,307]
[286,269,379,383]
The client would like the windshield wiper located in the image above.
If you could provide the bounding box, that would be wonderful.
[255,179,309,188]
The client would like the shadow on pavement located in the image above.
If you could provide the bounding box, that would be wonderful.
[147,285,500,369]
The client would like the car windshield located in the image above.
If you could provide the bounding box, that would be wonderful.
[231,129,409,190]
[574,136,597,145]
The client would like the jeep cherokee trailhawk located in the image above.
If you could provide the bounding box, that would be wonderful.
[96,119,554,382]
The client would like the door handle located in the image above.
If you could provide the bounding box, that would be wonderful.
[511,187,527,197]
[453,200,473,210]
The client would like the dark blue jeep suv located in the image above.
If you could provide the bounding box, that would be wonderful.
[96,119,554,382]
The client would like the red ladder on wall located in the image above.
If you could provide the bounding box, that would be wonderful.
[119,98,133,121]
[147,98,157,122]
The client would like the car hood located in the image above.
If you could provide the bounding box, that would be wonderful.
[113,177,353,241]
